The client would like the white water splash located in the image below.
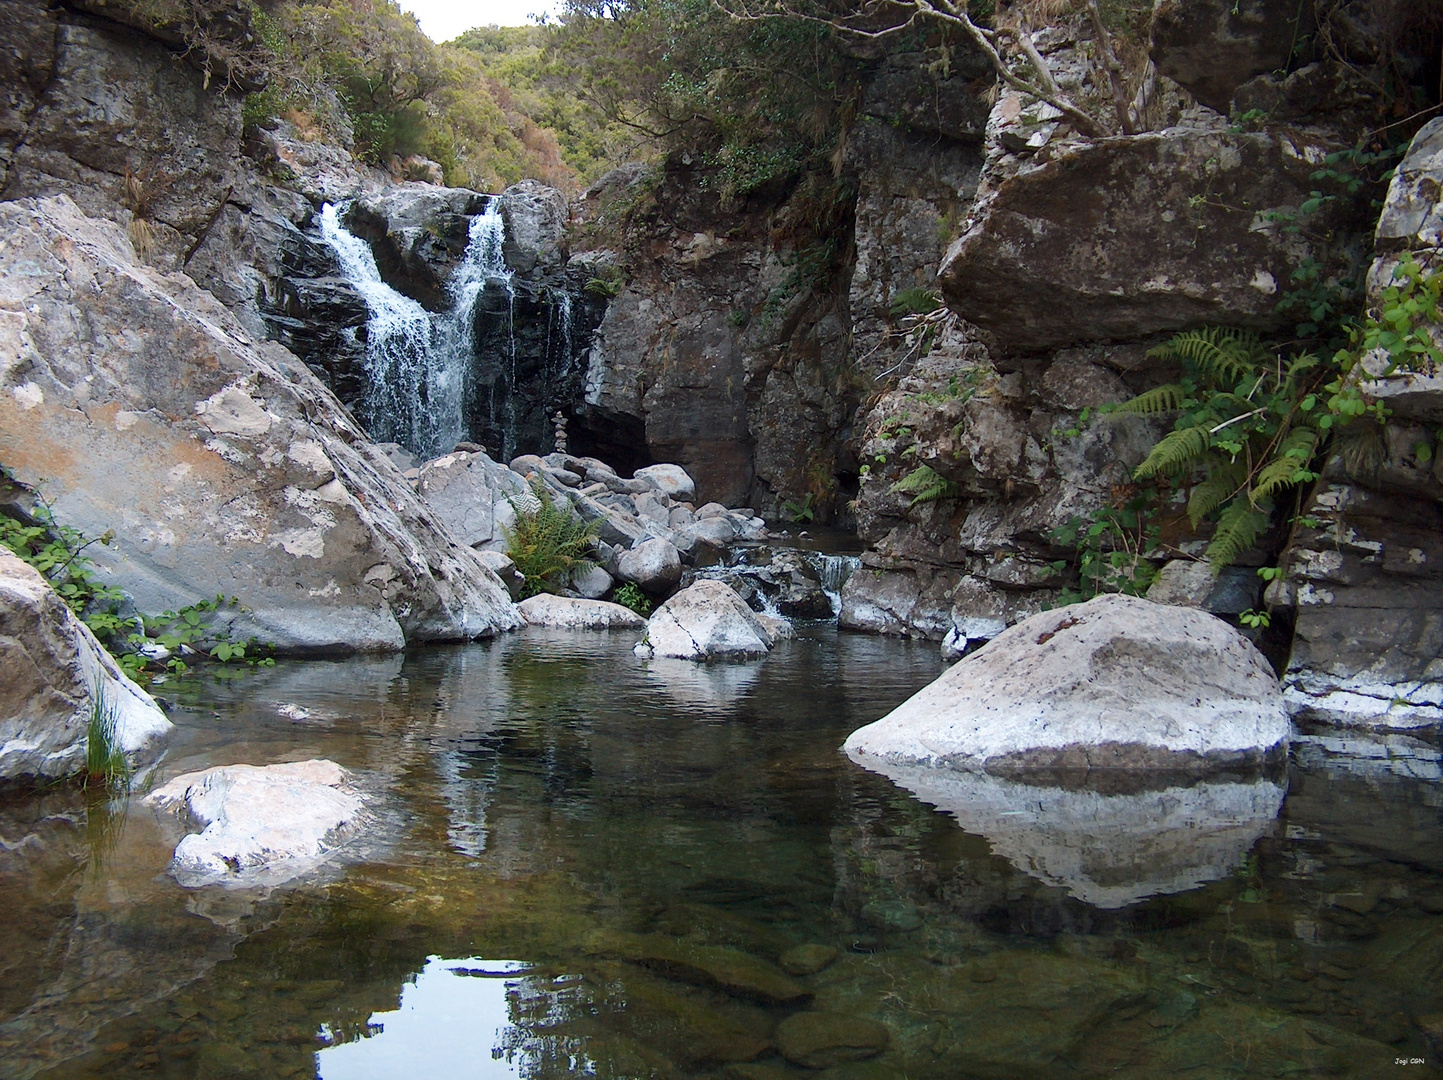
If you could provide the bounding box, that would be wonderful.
[319,199,513,460]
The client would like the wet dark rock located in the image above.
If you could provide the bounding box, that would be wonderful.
[1149,0,1316,113]
[346,186,489,310]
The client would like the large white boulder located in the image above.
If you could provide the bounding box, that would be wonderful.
[616,537,683,594]
[517,594,645,630]
[844,594,1288,771]
[0,550,171,782]
[633,464,696,502]
[640,580,775,660]
[145,759,363,886]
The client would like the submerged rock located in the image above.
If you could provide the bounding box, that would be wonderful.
[0,196,519,653]
[775,1011,890,1068]
[639,580,776,661]
[0,550,171,783]
[581,928,810,1004]
[517,594,646,630]
[145,759,363,886]
[844,594,1288,772]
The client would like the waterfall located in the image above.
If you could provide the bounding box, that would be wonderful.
[318,199,512,461]
[815,553,861,616]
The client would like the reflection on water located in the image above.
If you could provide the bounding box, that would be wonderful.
[857,760,1287,907]
[315,958,539,1079]
[1,627,1440,1080]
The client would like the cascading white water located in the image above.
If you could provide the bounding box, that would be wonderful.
[319,199,513,460]
[816,553,861,616]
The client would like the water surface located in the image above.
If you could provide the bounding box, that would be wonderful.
[2,627,1441,1079]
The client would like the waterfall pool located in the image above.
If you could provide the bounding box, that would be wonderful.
[2,627,1440,1079]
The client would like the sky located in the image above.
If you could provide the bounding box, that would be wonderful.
[397,0,565,40]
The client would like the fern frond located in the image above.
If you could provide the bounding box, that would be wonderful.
[891,464,958,506]
[1281,351,1320,396]
[1186,460,1247,528]
[1148,327,1269,388]
[1133,424,1211,479]
[1249,426,1320,503]
[1112,384,1186,415]
[1205,500,1271,570]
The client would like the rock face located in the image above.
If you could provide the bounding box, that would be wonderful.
[840,341,1159,641]
[639,580,778,661]
[346,185,490,310]
[516,594,646,630]
[145,759,363,886]
[0,196,520,653]
[1280,118,1443,731]
[1149,0,1316,114]
[415,450,528,551]
[844,595,1289,771]
[0,550,171,783]
[939,128,1365,353]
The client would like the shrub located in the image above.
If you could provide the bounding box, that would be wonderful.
[613,582,652,617]
[504,479,600,597]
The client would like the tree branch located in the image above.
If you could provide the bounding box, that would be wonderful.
[1084,0,1135,135]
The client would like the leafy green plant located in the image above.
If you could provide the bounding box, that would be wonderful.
[781,492,815,523]
[1114,329,1340,569]
[504,479,600,598]
[612,582,653,617]
[1,484,274,681]
[889,287,943,319]
[890,464,959,507]
[1050,490,1160,604]
[83,685,130,791]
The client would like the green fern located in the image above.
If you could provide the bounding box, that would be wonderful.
[1186,461,1246,528]
[891,464,959,506]
[1206,501,1271,570]
[1111,384,1185,415]
[1133,424,1212,479]
[1146,327,1270,389]
[1249,426,1319,503]
[504,479,600,598]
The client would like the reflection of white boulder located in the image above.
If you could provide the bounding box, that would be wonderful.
[854,758,1285,908]
[645,657,762,714]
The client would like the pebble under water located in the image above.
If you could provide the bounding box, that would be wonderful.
[2,627,1441,1079]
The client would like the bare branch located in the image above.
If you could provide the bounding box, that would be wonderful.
[1084,0,1135,135]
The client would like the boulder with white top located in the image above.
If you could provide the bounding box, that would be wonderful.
[517,594,646,630]
[145,759,364,886]
[616,537,683,595]
[0,550,171,783]
[844,594,1288,772]
[633,464,696,502]
[638,580,778,661]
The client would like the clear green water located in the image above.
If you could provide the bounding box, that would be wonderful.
[2,627,1441,1079]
